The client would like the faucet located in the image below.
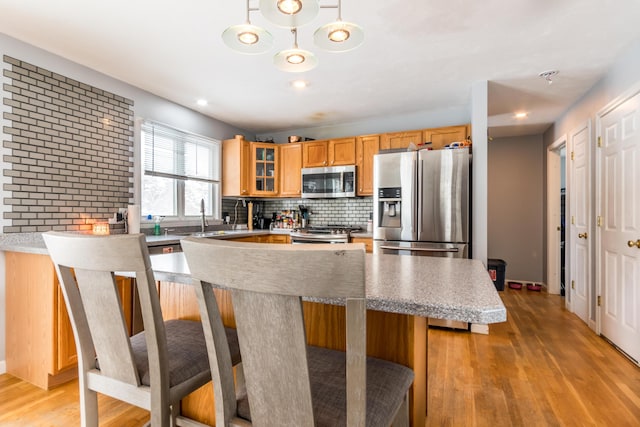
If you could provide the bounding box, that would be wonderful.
[200,198,207,233]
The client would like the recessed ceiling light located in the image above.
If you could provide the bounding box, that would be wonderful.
[515,112,528,119]
[291,80,308,89]
[197,99,208,106]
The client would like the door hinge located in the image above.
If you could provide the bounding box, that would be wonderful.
[571,151,575,160]
[571,216,575,225]
[597,136,602,147]
[571,280,575,290]
[597,216,602,227]
[597,295,602,306]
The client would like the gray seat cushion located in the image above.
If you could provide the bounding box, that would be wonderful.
[236,345,414,427]
[98,319,241,387]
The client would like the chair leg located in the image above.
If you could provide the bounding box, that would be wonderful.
[391,391,410,427]
[79,376,99,427]
[171,403,180,427]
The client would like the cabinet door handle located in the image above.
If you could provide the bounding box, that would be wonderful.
[628,239,640,248]
[578,232,588,239]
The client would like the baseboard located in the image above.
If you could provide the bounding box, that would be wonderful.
[0,360,6,375]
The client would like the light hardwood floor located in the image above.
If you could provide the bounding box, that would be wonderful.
[1,288,638,426]
[427,288,640,426]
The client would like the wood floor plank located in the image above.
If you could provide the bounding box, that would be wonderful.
[1,288,638,426]
[427,288,640,427]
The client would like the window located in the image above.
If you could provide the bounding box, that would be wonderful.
[141,121,221,220]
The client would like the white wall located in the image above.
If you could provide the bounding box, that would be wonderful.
[543,38,640,321]
[256,105,470,142]
[489,135,544,282]
[0,34,251,370]
[471,81,489,265]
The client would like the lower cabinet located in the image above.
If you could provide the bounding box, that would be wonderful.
[228,234,290,244]
[351,237,373,253]
[5,251,133,389]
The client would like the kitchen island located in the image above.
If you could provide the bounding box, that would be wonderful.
[2,233,506,426]
[142,250,506,426]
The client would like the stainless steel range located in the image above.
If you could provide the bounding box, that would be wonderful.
[290,225,362,244]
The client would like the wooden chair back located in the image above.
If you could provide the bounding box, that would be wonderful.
[182,238,367,427]
[43,232,169,412]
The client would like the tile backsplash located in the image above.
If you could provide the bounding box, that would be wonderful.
[223,197,373,227]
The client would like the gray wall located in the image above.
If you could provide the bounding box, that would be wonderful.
[0,33,251,370]
[488,134,544,283]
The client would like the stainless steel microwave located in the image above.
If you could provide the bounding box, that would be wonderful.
[301,165,356,198]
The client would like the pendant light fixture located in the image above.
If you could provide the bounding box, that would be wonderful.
[273,28,318,72]
[259,0,320,28]
[222,0,273,54]
[222,0,364,72]
[313,0,363,52]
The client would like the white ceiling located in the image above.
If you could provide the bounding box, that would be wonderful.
[1,0,640,138]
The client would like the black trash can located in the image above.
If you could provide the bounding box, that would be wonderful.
[488,259,507,291]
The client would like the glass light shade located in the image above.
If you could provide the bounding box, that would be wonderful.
[314,20,364,52]
[277,0,302,15]
[259,0,319,28]
[274,48,318,72]
[222,23,273,54]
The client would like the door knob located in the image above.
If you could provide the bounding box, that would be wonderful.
[578,232,588,239]
[628,239,640,248]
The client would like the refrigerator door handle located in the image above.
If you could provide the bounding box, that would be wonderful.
[378,245,459,253]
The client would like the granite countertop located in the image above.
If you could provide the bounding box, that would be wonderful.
[0,232,507,325]
[146,251,506,325]
[0,230,278,254]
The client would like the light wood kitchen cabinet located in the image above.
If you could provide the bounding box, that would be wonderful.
[5,251,134,389]
[250,143,278,196]
[423,124,469,149]
[350,236,373,253]
[302,140,329,167]
[279,143,302,197]
[265,234,290,244]
[328,137,356,166]
[380,130,423,150]
[355,134,380,196]
[228,234,290,244]
[302,138,356,167]
[222,136,250,197]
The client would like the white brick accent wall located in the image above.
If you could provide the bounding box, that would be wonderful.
[2,56,134,233]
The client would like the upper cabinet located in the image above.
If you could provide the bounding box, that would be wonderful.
[250,143,278,196]
[380,130,422,150]
[423,125,469,150]
[279,143,302,197]
[302,137,356,167]
[328,137,356,166]
[302,140,329,167]
[222,136,251,197]
[381,125,469,151]
[356,134,380,196]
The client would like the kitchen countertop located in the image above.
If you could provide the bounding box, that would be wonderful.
[0,230,278,253]
[0,232,506,325]
[144,251,506,325]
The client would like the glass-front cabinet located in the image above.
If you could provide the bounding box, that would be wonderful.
[251,143,278,196]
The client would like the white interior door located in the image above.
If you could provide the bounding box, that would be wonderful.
[569,122,591,325]
[546,138,565,295]
[598,91,640,365]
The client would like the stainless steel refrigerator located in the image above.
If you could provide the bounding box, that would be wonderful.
[373,148,470,258]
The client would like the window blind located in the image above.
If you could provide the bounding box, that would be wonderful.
[142,121,219,183]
